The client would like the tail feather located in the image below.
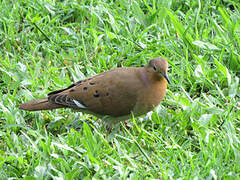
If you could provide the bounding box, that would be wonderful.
[19,98,64,111]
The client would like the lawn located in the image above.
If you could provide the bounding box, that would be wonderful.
[0,0,239,179]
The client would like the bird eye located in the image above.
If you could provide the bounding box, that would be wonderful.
[153,65,157,71]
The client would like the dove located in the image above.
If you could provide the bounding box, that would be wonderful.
[19,57,170,126]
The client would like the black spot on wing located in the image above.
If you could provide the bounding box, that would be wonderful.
[93,90,100,98]
[82,78,94,83]
[70,89,75,92]
[76,78,94,86]
[89,82,96,85]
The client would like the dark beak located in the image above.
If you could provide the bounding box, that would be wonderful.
[162,73,170,84]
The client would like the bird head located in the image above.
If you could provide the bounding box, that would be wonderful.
[147,57,170,84]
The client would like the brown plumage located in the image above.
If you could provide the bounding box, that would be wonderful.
[19,57,169,124]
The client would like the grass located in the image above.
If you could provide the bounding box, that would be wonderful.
[0,0,239,179]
